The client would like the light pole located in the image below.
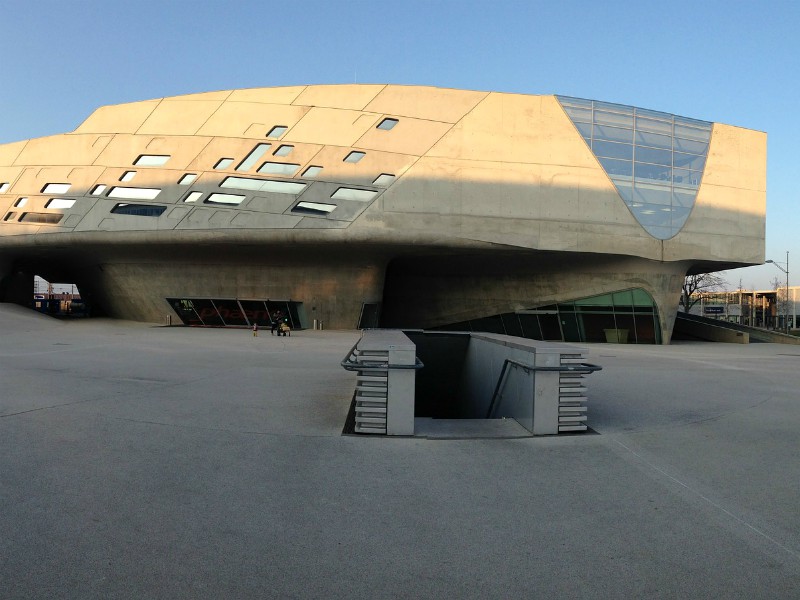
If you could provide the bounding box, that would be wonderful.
[766,251,790,334]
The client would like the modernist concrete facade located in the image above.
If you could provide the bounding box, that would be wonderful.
[0,85,766,342]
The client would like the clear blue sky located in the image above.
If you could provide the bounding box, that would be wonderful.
[1,0,796,290]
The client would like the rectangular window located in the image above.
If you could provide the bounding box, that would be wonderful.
[373,174,395,186]
[120,171,136,182]
[292,201,336,214]
[134,155,170,166]
[344,151,365,163]
[273,145,294,157]
[258,162,300,176]
[111,203,167,217]
[41,183,71,194]
[107,187,162,200]
[331,187,378,202]
[219,176,306,195]
[44,198,76,209]
[183,191,203,203]
[236,144,271,172]
[178,173,198,185]
[302,166,323,178]
[4,212,16,221]
[214,158,234,170]
[19,212,63,224]
[205,193,245,205]
[377,118,398,130]
[13,197,27,208]
[592,140,633,161]
[267,125,288,138]
[91,184,106,196]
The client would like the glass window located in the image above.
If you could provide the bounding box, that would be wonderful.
[330,187,378,202]
[633,182,672,205]
[178,174,197,185]
[214,158,234,170]
[564,106,592,122]
[594,124,632,143]
[611,179,633,203]
[594,101,634,115]
[273,145,294,157]
[19,212,63,224]
[672,188,696,208]
[3,212,16,221]
[673,137,708,154]
[303,166,323,178]
[44,198,76,209]
[239,300,272,326]
[236,144,271,171]
[612,290,634,308]
[220,176,306,195]
[120,171,136,182]
[344,151,366,163]
[674,123,710,141]
[108,187,161,200]
[636,107,672,121]
[592,140,633,161]
[134,155,170,167]
[293,201,336,214]
[257,162,300,176]
[635,146,672,166]
[0,183,9,193]
[557,96,592,109]
[635,130,672,149]
[634,162,671,183]
[91,185,106,195]
[41,183,71,194]
[377,118,399,130]
[205,193,245,205]
[574,121,593,138]
[594,110,633,128]
[672,168,702,187]
[598,157,633,178]
[188,299,224,326]
[673,152,706,171]
[373,173,395,186]
[110,203,167,217]
[213,299,249,326]
[167,298,203,326]
[13,197,27,207]
[635,117,672,135]
[183,191,203,203]
[267,125,288,138]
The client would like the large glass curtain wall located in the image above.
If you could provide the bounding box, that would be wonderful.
[167,298,303,329]
[556,96,712,240]
[435,288,661,344]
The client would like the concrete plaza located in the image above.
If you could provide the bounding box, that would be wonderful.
[1,304,798,598]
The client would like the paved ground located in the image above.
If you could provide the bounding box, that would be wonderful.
[1,303,799,598]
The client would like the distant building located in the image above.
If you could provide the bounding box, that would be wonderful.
[687,287,799,331]
[0,86,766,342]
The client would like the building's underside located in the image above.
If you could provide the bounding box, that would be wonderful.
[0,85,766,343]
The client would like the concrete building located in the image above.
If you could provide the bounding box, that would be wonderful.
[689,287,799,331]
[0,85,766,342]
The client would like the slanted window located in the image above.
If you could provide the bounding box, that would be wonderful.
[91,185,106,196]
[107,187,161,200]
[134,155,170,166]
[178,174,198,185]
[236,144,271,171]
[343,151,365,163]
[214,158,234,170]
[205,193,245,205]
[373,173,395,186]
[330,187,378,202]
[183,191,203,203]
[19,212,63,224]
[267,125,288,138]
[292,201,336,215]
[219,176,306,195]
[273,145,294,157]
[13,197,27,208]
[41,183,71,194]
[302,166,323,178]
[111,203,167,217]
[0,183,9,193]
[4,212,16,221]
[44,198,76,209]
[377,118,398,130]
[120,171,136,182]
[258,162,299,176]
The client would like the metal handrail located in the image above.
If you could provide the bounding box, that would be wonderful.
[340,340,425,372]
[486,359,602,418]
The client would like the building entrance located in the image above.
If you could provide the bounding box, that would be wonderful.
[166,298,305,329]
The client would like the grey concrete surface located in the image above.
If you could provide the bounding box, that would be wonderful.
[1,303,799,598]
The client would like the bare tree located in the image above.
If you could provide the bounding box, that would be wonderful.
[771,276,790,330]
[680,272,727,312]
